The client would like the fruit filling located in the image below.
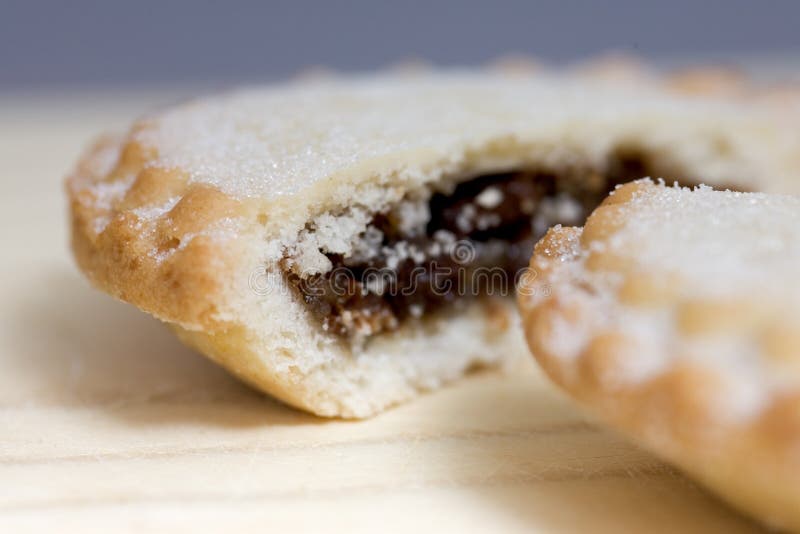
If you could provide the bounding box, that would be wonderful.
[285,155,690,339]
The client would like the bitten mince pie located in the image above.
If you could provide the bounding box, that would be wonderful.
[518,181,800,531]
[67,62,800,417]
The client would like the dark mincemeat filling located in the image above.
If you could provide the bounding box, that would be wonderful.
[287,155,668,339]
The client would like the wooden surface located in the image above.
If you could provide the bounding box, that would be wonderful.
[0,91,765,533]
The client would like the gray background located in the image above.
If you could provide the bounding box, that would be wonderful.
[2,0,800,90]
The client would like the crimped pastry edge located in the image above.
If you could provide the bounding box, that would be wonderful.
[517,181,800,530]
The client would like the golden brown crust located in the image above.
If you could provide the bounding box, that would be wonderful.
[67,136,250,331]
[518,181,800,530]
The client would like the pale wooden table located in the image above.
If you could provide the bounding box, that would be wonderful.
[0,90,764,533]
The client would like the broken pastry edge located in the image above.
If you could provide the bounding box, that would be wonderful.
[517,180,800,531]
[170,295,528,418]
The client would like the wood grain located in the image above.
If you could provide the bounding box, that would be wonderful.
[0,92,762,533]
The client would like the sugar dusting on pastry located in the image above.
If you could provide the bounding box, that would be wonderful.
[130,71,796,215]
[518,179,800,530]
[602,183,800,294]
[525,180,800,416]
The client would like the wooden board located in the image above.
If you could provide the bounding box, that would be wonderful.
[0,91,763,533]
